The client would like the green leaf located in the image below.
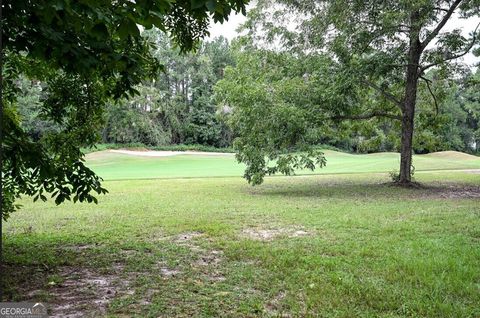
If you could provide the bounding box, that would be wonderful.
[91,23,109,39]
[118,19,139,40]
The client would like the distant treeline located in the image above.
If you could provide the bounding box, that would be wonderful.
[16,31,480,155]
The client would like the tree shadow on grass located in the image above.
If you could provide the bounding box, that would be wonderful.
[246,177,480,200]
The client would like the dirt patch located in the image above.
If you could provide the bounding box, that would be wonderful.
[170,232,205,252]
[155,231,225,282]
[385,182,480,199]
[290,230,310,237]
[140,289,161,306]
[152,231,205,249]
[194,250,223,267]
[422,185,480,199]
[159,267,181,277]
[156,261,182,278]
[62,244,98,252]
[242,227,312,241]
[42,267,133,318]
[41,261,181,316]
[148,232,228,283]
[207,271,226,282]
[173,231,204,242]
[168,234,227,283]
[265,291,289,317]
[192,250,226,283]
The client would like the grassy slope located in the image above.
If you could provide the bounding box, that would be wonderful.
[86,152,244,180]
[87,150,480,180]
[4,152,480,317]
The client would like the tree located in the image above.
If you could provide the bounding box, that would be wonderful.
[1,0,248,218]
[224,0,479,185]
[215,44,329,184]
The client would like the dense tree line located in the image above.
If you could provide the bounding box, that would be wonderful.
[320,69,480,154]
[17,30,479,158]
[102,33,234,147]
[17,33,235,149]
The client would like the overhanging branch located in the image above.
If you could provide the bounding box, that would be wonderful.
[419,75,439,115]
[421,0,464,50]
[362,79,403,110]
[421,22,480,72]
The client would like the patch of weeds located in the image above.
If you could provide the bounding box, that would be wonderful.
[390,165,416,184]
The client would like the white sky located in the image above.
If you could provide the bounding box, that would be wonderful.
[208,9,480,68]
[441,14,480,67]
[208,11,247,41]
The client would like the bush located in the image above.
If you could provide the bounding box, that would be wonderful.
[389,165,415,183]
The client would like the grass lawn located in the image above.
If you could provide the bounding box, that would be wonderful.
[86,150,480,180]
[3,151,480,317]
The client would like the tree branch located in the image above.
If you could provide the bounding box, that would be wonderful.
[420,21,480,72]
[331,111,402,121]
[362,79,403,109]
[419,75,439,115]
[433,7,449,13]
[420,0,464,51]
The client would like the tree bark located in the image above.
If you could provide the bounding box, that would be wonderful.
[399,84,416,184]
[399,12,422,184]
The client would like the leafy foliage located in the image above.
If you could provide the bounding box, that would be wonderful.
[3,71,108,219]
[216,45,330,184]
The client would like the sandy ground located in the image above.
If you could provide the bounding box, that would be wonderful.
[109,149,234,157]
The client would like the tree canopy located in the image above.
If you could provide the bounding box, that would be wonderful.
[216,0,480,185]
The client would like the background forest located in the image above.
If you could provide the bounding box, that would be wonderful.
[15,30,480,154]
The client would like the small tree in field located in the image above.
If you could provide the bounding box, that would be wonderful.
[219,0,479,185]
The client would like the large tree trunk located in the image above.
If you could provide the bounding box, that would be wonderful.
[399,82,417,184]
[399,12,422,184]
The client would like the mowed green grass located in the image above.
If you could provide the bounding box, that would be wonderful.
[87,150,480,180]
[3,151,480,317]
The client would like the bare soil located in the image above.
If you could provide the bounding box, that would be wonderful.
[241,227,311,241]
